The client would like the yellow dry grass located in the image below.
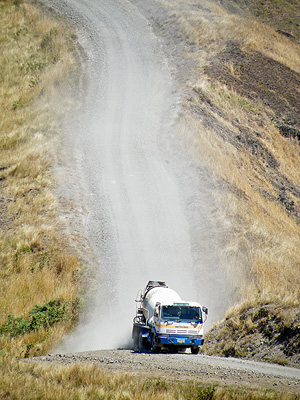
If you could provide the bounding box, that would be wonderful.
[0,0,80,358]
[161,0,300,73]
[182,82,300,305]
[181,109,300,305]
[0,357,297,400]
[157,0,300,311]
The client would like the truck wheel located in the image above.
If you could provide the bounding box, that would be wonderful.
[144,339,151,351]
[191,346,200,355]
[151,337,161,353]
[133,330,140,352]
[138,331,145,352]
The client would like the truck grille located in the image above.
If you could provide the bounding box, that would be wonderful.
[165,329,194,335]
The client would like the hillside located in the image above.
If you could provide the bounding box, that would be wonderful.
[0,0,81,358]
[136,0,300,366]
[200,0,300,366]
[0,0,299,385]
[219,0,300,43]
[0,0,299,398]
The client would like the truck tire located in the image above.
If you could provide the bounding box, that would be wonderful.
[151,336,161,353]
[144,338,151,351]
[133,329,140,352]
[138,331,145,352]
[191,346,200,355]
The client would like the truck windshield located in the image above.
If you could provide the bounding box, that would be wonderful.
[161,306,202,322]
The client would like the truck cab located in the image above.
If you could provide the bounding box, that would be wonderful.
[150,301,207,354]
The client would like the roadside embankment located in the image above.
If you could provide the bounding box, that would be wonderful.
[135,0,300,366]
[0,0,81,359]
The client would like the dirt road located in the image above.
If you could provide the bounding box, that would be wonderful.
[33,350,300,393]
[44,0,230,352]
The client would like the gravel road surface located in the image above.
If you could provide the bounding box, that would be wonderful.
[33,350,300,393]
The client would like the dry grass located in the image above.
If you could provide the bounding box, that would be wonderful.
[161,0,300,73]
[181,102,300,299]
[153,0,300,358]
[0,357,297,400]
[183,81,300,305]
[0,0,80,358]
[159,0,300,303]
[181,115,300,303]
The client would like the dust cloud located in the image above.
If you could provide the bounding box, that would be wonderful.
[51,0,231,354]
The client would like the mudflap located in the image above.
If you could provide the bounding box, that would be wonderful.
[133,325,150,352]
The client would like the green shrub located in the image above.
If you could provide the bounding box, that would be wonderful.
[29,298,67,330]
[0,298,81,338]
[0,314,31,337]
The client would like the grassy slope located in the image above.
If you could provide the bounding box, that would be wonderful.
[218,0,300,42]
[151,0,300,365]
[198,0,300,366]
[0,0,80,358]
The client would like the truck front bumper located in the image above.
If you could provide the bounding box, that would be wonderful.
[158,336,204,346]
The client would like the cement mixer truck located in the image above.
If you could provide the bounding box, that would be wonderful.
[132,281,208,354]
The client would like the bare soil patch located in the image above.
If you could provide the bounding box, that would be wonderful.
[201,41,300,221]
[205,42,300,132]
[217,0,300,43]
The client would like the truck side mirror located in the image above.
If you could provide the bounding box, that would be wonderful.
[202,306,208,315]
